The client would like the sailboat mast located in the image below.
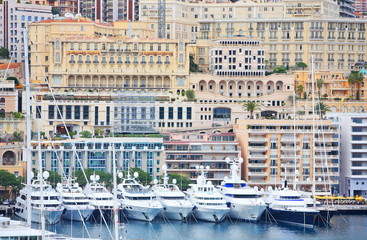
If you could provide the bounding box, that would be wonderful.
[311,55,316,207]
[38,133,45,239]
[293,90,297,190]
[23,28,32,226]
[112,144,119,240]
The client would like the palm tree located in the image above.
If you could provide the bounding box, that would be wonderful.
[316,78,324,100]
[296,84,304,98]
[348,71,364,100]
[243,101,262,119]
[314,102,331,119]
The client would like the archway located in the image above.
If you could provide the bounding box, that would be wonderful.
[2,151,16,165]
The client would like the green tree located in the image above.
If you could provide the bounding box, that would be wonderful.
[314,102,331,119]
[296,84,304,98]
[51,7,60,16]
[242,101,262,119]
[126,167,152,186]
[0,47,9,58]
[74,168,95,187]
[296,62,308,70]
[46,170,62,188]
[94,128,104,137]
[80,131,92,138]
[273,66,287,74]
[316,78,324,100]
[6,76,19,86]
[10,176,23,199]
[167,173,191,191]
[12,130,23,142]
[189,56,200,72]
[0,170,17,198]
[348,71,364,100]
[185,89,195,100]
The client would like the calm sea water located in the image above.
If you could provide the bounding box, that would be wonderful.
[35,214,367,240]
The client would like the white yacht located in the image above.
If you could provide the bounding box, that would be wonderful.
[217,158,267,221]
[56,178,95,221]
[83,174,117,216]
[262,181,320,227]
[15,172,64,224]
[151,165,193,221]
[185,166,230,223]
[117,171,163,221]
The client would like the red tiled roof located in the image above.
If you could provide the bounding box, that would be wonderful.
[0,63,22,70]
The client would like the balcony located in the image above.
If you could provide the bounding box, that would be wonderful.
[248,146,268,151]
[93,61,99,64]
[247,172,268,177]
[69,60,75,64]
[247,163,268,168]
[248,137,268,142]
[248,155,267,160]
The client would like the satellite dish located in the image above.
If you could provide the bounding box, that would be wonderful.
[254,186,258,191]
[195,165,200,170]
[162,164,167,171]
[295,170,299,175]
[200,165,204,169]
[295,178,299,182]
[223,176,228,182]
[90,175,95,181]
[318,178,322,182]
[225,157,231,164]
[238,158,243,164]
[207,181,212,185]
[153,179,158,184]
[30,171,34,179]
[57,183,62,188]
[133,172,139,178]
[74,182,79,188]
[268,186,273,191]
[306,178,310,182]
[96,175,100,181]
[65,13,74,18]
[172,179,177,184]
[118,172,123,179]
[43,171,49,179]
[206,166,210,170]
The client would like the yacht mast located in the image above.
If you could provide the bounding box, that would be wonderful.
[112,144,119,240]
[38,133,45,239]
[293,91,298,190]
[23,27,32,226]
[311,55,316,207]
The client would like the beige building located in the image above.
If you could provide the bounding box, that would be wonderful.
[140,0,367,72]
[0,143,25,178]
[234,119,340,194]
[29,17,190,91]
[0,80,19,113]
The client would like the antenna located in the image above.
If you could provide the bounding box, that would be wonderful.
[162,164,169,186]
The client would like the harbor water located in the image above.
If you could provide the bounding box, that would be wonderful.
[31,214,367,240]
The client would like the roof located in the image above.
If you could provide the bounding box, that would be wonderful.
[0,63,22,70]
[36,18,111,27]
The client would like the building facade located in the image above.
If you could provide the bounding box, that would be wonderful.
[30,137,165,178]
[354,0,367,13]
[140,0,367,72]
[164,132,241,184]
[328,113,367,197]
[0,0,52,63]
[29,17,190,91]
[234,119,340,194]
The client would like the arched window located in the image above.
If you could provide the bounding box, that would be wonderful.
[86,55,91,63]
[134,44,138,50]
[0,98,5,104]
[157,56,162,63]
[165,56,169,63]
[141,56,146,63]
[78,55,82,62]
[55,40,61,50]
[199,58,205,64]
[149,56,154,63]
[94,55,98,63]
[70,55,75,62]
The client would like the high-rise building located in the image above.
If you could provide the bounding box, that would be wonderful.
[80,0,139,22]
[354,0,367,13]
[0,0,52,62]
[339,0,356,18]
[328,113,367,198]
[234,119,340,194]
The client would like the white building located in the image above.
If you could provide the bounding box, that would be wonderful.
[329,113,367,197]
[0,0,52,62]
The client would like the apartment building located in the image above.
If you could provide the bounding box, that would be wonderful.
[28,17,190,90]
[30,137,165,178]
[0,143,25,177]
[234,119,340,194]
[338,0,356,18]
[80,0,138,22]
[0,0,52,62]
[328,113,367,197]
[355,0,367,13]
[164,132,241,184]
[140,0,367,72]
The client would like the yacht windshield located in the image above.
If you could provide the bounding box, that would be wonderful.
[161,196,185,200]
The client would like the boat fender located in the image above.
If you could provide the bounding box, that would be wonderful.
[226,202,231,208]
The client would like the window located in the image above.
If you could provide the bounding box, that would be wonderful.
[159,107,164,119]
[83,106,89,119]
[213,108,231,121]
[66,106,72,119]
[75,106,80,119]
[36,106,41,119]
[95,106,99,125]
[187,107,192,119]
[168,107,174,119]
[178,107,183,119]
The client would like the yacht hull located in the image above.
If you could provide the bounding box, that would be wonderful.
[62,208,95,222]
[160,205,193,221]
[193,206,230,223]
[123,205,162,222]
[15,207,63,224]
[268,208,319,227]
[229,203,267,221]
